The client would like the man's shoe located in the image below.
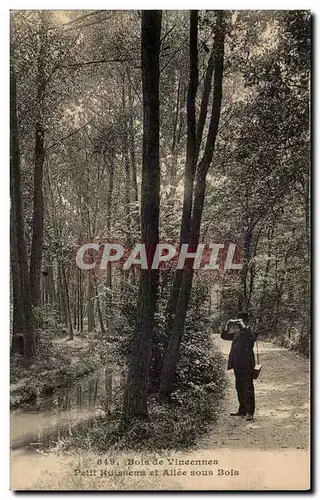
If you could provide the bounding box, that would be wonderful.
[230,412,246,417]
[246,414,254,421]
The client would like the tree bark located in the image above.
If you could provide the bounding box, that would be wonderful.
[159,11,225,400]
[127,72,140,232]
[10,172,24,354]
[62,263,73,340]
[58,263,67,325]
[79,267,83,332]
[30,12,46,307]
[122,10,162,424]
[122,74,132,243]
[10,52,36,361]
[103,151,114,327]
[87,271,95,333]
[195,46,215,161]
[43,258,57,307]
[179,10,199,246]
[165,11,199,334]
[94,276,106,334]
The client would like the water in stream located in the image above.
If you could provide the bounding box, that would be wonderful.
[11,366,124,450]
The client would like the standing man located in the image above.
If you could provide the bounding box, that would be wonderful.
[221,311,257,421]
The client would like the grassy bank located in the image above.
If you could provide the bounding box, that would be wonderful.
[10,326,117,409]
[49,331,227,453]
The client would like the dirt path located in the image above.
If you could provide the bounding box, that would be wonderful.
[11,336,310,491]
[199,334,310,451]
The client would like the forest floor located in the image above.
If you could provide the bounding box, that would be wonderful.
[11,333,310,490]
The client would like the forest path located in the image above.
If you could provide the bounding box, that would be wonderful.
[199,334,310,451]
[11,336,310,490]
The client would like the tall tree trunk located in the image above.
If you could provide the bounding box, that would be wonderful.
[10,175,24,354]
[30,13,46,307]
[170,70,182,179]
[160,11,225,400]
[43,257,57,308]
[103,152,114,328]
[122,10,162,424]
[87,271,95,333]
[10,53,36,360]
[45,166,65,323]
[73,274,77,329]
[58,263,67,325]
[76,267,80,331]
[95,277,106,335]
[47,260,57,305]
[79,267,83,332]
[179,10,199,247]
[165,11,199,334]
[62,263,73,340]
[127,72,140,232]
[122,75,131,244]
[195,47,215,161]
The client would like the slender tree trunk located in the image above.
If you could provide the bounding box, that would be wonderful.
[95,277,106,334]
[160,11,225,399]
[87,275,95,333]
[104,152,114,328]
[79,267,83,332]
[73,275,77,329]
[58,263,67,325]
[30,13,46,306]
[10,54,36,361]
[105,153,114,237]
[45,167,65,324]
[122,75,131,244]
[47,259,57,305]
[165,11,199,333]
[62,263,73,340]
[127,73,140,231]
[167,70,183,200]
[76,267,80,331]
[257,223,275,330]
[179,11,199,247]
[195,46,215,161]
[10,178,24,354]
[171,71,182,163]
[122,81,133,295]
[122,10,162,424]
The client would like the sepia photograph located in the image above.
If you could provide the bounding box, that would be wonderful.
[9,8,310,491]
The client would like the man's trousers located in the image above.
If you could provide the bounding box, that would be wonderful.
[234,367,255,416]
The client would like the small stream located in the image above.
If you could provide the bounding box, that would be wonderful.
[11,366,125,450]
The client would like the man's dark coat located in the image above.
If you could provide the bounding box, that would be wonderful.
[221,326,257,371]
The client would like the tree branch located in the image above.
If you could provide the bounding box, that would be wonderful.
[45,121,92,153]
[61,58,137,68]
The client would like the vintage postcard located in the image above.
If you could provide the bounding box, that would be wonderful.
[10,9,310,491]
